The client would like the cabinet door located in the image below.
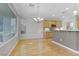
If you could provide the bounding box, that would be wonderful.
[55,20,62,28]
[49,21,56,27]
[77,17,79,29]
[43,20,56,28]
[43,20,49,28]
[44,32,53,39]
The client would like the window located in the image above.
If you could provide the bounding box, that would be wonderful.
[0,4,17,44]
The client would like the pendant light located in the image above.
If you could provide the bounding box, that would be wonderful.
[33,4,44,23]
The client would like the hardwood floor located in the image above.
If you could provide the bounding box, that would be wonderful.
[10,39,79,56]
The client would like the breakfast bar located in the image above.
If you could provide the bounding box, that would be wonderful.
[52,30,79,51]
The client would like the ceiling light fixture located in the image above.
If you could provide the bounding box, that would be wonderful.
[73,10,77,16]
[33,18,37,21]
[33,17,44,23]
[65,8,69,10]
[61,16,66,19]
[33,4,44,23]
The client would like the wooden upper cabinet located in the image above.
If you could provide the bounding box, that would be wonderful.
[43,20,56,28]
[77,17,79,29]
[43,20,49,28]
[43,20,62,28]
[55,20,62,28]
[43,19,62,39]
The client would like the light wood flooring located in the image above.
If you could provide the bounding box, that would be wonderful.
[10,39,79,56]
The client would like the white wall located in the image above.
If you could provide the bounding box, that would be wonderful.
[0,16,20,56]
[20,18,43,39]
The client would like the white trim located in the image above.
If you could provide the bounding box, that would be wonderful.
[8,39,19,56]
[0,34,18,56]
[8,4,18,16]
[52,41,79,53]
[0,34,17,48]
[20,38,43,40]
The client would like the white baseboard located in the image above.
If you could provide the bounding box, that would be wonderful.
[52,41,79,54]
[8,40,19,56]
[20,38,43,40]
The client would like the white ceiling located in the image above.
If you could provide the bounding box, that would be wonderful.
[11,3,79,20]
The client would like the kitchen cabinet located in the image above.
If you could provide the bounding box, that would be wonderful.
[43,20,55,39]
[55,20,62,28]
[77,17,79,29]
[43,20,62,39]
[43,20,56,28]
[43,32,53,39]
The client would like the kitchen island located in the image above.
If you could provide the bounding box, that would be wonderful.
[52,30,79,52]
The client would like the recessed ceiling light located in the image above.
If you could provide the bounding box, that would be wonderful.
[73,10,77,15]
[65,8,69,10]
[61,16,66,19]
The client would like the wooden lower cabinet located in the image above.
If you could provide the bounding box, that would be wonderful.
[43,32,53,39]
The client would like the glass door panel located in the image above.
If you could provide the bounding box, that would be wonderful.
[0,16,3,42]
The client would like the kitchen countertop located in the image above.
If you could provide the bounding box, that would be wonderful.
[44,30,79,32]
[53,30,79,32]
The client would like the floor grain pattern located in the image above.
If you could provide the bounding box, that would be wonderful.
[10,39,79,56]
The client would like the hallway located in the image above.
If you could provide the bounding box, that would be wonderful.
[10,39,79,56]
